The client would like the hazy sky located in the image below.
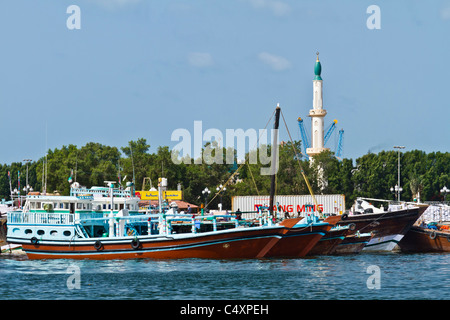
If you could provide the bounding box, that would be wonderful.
[0,0,449,165]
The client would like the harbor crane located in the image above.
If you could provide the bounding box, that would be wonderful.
[297,117,310,159]
[324,119,338,145]
[336,129,344,160]
[297,117,344,161]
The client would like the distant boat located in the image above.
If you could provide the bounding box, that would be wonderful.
[0,200,15,216]
[1,243,23,254]
[335,198,427,252]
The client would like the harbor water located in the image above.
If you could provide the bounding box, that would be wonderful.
[0,252,448,301]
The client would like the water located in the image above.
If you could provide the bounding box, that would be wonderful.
[0,252,448,301]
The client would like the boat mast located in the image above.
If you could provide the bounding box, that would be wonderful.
[269,104,281,219]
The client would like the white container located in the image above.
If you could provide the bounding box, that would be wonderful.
[232,194,345,219]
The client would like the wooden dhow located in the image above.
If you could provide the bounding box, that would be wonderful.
[6,183,312,260]
[398,224,450,253]
[7,106,329,260]
[335,198,427,252]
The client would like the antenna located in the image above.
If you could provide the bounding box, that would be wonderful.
[44,121,48,194]
[129,143,135,185]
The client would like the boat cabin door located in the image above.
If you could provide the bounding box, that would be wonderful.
[70,202,75,214]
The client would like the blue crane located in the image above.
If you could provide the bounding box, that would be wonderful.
[297,117,310,160]
[336,129,344,160]
[297,117,344,160]
[324,119,338,145]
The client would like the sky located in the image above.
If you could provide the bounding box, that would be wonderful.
[0,0,449,165]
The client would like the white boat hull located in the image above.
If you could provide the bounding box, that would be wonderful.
[362,234,403,252]
[1,243,25,255]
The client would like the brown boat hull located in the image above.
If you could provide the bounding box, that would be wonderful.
[398,226,450,253]
[331,234,374,254]
[337,206,426,237]
[265,215,341,258]
[307,227,350,256]
[21,227,286,260]
[335,206,426,251]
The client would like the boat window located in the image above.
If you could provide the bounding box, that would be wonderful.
[65,203,69,209]
[36,202,41,209]
[30,202,35,209]
[103,204,106,210]
[125,204,130,210]
[114,204,118,210]
[60,203,64,209]
[77,203,82,209]
[25,229,32,234]
[82,203,87,210]
[50,230,58,236]
[63,230,71,237]
[37,230,45,235]
[54,203,58,209]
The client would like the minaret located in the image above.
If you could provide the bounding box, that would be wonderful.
[306,52,329,159]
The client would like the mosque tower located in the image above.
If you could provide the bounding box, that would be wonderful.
[306,52,329,159]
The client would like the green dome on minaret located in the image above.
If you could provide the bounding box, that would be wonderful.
[314,52,322,80]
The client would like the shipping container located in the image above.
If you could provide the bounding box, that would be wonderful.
[232,194,345,220]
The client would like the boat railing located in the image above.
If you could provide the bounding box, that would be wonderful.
[70,186,134,198]
[74,213,240,224]
[8,211,74,225]
[75,213,257,236]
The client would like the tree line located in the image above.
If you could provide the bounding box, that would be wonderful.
[0,138,448,209]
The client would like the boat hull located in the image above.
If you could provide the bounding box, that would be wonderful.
[18,226,286,260]
[335,206,426,252]
[331,233,374,254]
[398,226,450,253]
[362,234,403,252]
[265,215,342,258]
[307,227,350,256]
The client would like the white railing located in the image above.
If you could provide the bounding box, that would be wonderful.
[421,205,450,223]
[8,212,74,225]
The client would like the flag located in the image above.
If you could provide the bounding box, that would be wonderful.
[68,169,73,183]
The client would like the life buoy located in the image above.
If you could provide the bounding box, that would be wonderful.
[348,223,356,231]
[341,213,348,220]
[94,240,103,251]
[131,238,140,250]
[429,231,437,240]
[30,237,38,244]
